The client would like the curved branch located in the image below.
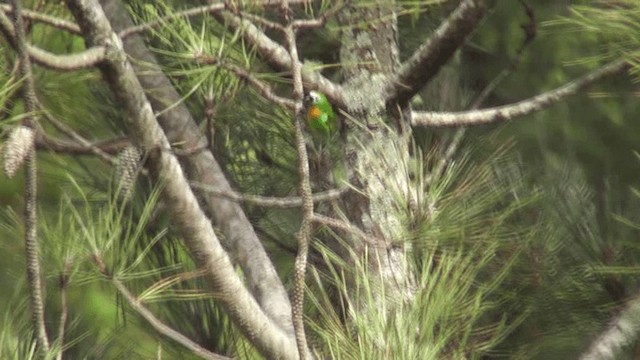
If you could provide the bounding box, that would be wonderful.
[384,0,485,107]
[412,59,631,128]
[0,10,105,71]
[28,45,106,71]
[0,5,80,34]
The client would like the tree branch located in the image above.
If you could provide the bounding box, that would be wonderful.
[211,4,346,109]
[0,9,105,71]
[194,54,296,109]
[580,294,640,360]
[427,1,537,186]
[411,59,630,128]
[37,102,120,165]
[97,263,231,360]
[66,1,297,358]
[0,5,81,34]
[118,0,309,39]
[312,213,375,246]
[36,132,129,157]
[190,181,348,208]
[99,0,295,336]
[384,0,485,107]
[283,1,313,355]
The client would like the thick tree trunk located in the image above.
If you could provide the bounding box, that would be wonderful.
[336,1,416,305]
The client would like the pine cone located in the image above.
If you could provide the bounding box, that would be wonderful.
[3,125,35,178]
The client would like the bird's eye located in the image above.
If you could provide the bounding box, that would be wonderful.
[309,91,320,103]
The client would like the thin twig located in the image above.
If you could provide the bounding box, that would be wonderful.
[411,59,630,127]
[194,54,296,109]
[190,181,348,208]
[95,264,230,360]
[292,2,344,29]
[0,5,81,34]
[311,213,376,246]
[11,0,50,354]
[118,3,225,39]
[56,258,71,360]
[36,132,129,158]
[118,0,309,38]
[0,10,105,71]
[36,103,119,165]
[212,7,346,109]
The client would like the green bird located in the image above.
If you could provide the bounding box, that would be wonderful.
[304,90,336,135]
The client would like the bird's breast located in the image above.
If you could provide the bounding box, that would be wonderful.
[307,105,322,121]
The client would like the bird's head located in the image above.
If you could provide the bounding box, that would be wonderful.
[304,90,322,106]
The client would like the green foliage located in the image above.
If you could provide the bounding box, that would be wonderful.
[1,0,639,359]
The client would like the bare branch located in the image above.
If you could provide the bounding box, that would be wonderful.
[37,103,120,165]
[66,1,297,357]
[10,0,50,354]
[190,181,348,208]
[292,2,344,30]
[384,0,485,107]
[36,132,129,157]
[427,1,537,186]
[580,295,640,360]
[28,45,106,71]
[0,5,81,34]
[118,0,309,39]
[311,213,375,246]
[411,59,630,128]
[0,10,105,71]
[194,54,296,109]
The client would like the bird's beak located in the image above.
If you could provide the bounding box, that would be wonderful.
[303,94,311,104]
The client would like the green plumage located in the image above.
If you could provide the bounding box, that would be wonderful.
[305,91,336,135]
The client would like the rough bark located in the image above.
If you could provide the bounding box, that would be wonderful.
[98,0,294,335]
[337,0,416,305]
[65,1,297,358]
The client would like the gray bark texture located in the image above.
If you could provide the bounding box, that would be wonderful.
[99,0,294,336]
